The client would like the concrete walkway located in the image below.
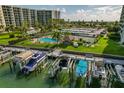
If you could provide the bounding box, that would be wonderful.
[1,45,124,65]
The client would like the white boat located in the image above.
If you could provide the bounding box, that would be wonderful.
[115,65,124,83]
[22,52,46,74]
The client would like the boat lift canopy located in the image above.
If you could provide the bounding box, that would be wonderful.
[14,51,33,62]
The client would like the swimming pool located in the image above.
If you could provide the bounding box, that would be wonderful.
[76,59,87,77]
[38,38,58,43]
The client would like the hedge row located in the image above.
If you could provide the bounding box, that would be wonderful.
[0,31,21,36]
[8,38,26,45]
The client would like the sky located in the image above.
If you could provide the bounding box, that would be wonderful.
[18,5,122,21]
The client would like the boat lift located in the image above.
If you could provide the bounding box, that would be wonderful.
[0,50,13,65]
[105,64,117,87]
[48,56,73,80]
[12,51,34,72]
[115,65,124,83]
[21,52,47,75]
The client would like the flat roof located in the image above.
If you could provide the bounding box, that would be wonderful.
[61,28,104,36]
[15,51,33,60]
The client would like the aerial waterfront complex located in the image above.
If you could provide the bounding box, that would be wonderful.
[0,5,124,88]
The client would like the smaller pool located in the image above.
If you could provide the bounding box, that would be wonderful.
[38,38,58,43]
[76,60,87,77]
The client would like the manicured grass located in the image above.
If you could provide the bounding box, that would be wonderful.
[61,37,124,56]
[0,33,18,45]
[15,40,58,48]
[61,37,107,53]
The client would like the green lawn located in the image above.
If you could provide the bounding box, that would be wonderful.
[0,33,18,45]
[61,37,108,53]
[15,40,58,48]
[61,37,124,56]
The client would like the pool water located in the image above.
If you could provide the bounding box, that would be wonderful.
[38,38,58,43]
[76,60,87,77]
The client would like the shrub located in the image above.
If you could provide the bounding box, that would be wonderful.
[9,34,15,38]
[16,35,23,38]
[90,77,101,88]
[108,32,120,41]
[75,76,86,88]
[8,38,26,45]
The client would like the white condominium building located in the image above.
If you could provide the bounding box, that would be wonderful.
[13,6,23,27]
[1,5,15,27]
[37,10,60,25]
[0,6,5,27]
[30,9,37,27]
[0,5,60,29]
[22,8,31,26]
[120,5,124,44]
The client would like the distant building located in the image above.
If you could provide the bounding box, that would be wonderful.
[61,28,104,44]
[37,10,60,25]
[0,5,60,29]
[119,5,124,44]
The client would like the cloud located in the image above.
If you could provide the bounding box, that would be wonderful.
[61,8,66,13]
[76,9,85,13]
[41,8,47,10]
[61,6,122,21]
[94,6,113,13]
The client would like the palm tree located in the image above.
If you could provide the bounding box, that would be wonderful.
[5,26,10,33]
[52,30,61,44]
[21,26,28,36]
[34,21,40,31]
[5,25,15,38]
[63,31,71,40]
[20,21,30,37]
[5,25,15,33]
[49,19,63,31]
[40,25,45,33]
[0,25,4,31]
[9,25,15,32]
[47,25,52,32]
[75,76,84,88]
[15,26,21,32]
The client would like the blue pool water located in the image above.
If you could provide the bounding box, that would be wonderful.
[38,38,57,43]
[76,60,87,77]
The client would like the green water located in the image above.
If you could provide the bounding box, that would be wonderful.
[0,61,60,88]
